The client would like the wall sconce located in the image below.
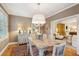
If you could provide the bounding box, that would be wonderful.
[18,29,21,34]
[18,27,22,34]
[17,24,22,34]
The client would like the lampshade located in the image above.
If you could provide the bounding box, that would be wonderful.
[32,14,46,25]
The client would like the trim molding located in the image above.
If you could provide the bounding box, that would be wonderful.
[8,42,18,45]
[0,42,18,56]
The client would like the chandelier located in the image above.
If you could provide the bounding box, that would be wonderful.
[32,14,46,25]
[32,3,46,26]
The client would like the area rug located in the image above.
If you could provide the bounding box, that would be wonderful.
[11,44,39,56]
[11,45,29,56]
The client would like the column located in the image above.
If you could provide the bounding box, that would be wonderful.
[76,15,79,54]
[50,21,56,40]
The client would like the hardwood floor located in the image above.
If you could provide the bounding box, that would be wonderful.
[1,44,78,56]
[2,44,17,56]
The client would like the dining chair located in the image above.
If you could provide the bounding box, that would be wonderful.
[52,43,66,56]
[18,32,28,45]
[44,43,66,56]
[28,37,39,56]
[43,34,47,39]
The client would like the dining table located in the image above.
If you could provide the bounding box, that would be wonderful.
[28,37,56,56]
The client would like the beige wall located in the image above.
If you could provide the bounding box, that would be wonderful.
[9,15,31,42]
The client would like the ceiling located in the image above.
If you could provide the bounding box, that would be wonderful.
[1,3,77,18]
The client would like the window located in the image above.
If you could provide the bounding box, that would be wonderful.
[0,7,8,38]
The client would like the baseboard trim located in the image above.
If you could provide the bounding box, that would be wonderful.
[0,42,18,56]
[8,42,18,45]
[0,43,9,56]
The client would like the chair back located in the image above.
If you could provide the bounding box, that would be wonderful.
[28,37,39,56]
[52,43,66,56]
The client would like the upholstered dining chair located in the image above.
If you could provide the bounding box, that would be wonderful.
[52,43,66,56]
[44,43,66,56]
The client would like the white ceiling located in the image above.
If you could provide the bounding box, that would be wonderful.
[1,3,77,18]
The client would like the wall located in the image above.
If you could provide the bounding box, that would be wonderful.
[56,23,65,35]
[43,18,51,39]
[46,4,79,39]
[60,17,77,33]
[9,15,31,42]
